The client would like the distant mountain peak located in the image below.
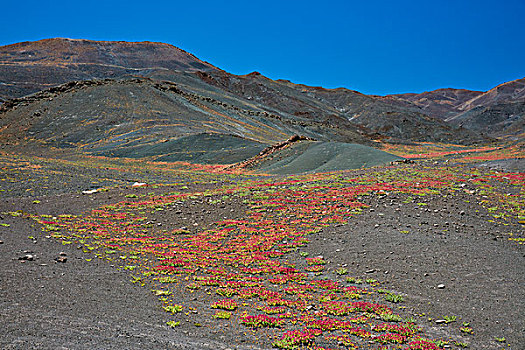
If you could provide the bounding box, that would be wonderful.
[0,38,220,100]
[1,37,219,71]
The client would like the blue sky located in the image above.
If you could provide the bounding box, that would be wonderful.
[2,0,524,95]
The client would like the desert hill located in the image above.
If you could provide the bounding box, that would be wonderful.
[194,70,480,144]
[0,39,523,350]
[0,77,369,147]
[1,40,486,143]
[383,77,525,138]
[1,38,521,173]
[382,88,483,119]
[0,38,218,101]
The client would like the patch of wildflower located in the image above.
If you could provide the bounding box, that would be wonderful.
[372,322,421,336]
[163,304,183,314]
[306,257,326,265]
[272,328,321,349]
[28,156,502,349]
[216,287,237,297]
[343,327,372,339]
[211,299,238,310]
[258,305,286,314]
[373,333,407,344]
[329,334,358,349]
[407,339,444,349]
[213,310,232,319]
[240,314,284,328]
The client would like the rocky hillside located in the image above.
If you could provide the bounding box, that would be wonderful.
[455,78,525,112]
[194,70,483,144]
[382,88,483,119]
[0,77,370,151]
[384,78,525,138]
[0,38,218,101]
[446,100,525,138]
[0,38,499,163]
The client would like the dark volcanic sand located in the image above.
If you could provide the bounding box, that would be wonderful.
[0,164,523,350]
[0,189,263,350]
[307,191,524,349]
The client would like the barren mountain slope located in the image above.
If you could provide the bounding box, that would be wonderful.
[382,88,483,119]
[382,78,525,138]
[1,39,490,145]
[444,78,525,138]
[0,38,218,101]
[195,70,486,144]
[0,77,373,153]
[456,78,525,112]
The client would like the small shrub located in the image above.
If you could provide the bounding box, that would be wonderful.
[380,313,403,322]
[166,320,180,328]
[385,293,404,303]
[443,315,457,323]
[336,268,348,275]
[163,305,183,314]
[213,310,231,319]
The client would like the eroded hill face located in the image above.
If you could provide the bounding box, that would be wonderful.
[383,78,525,138]
[0,38,515,173]
[1,38,492,144]
[382,89,484,119]
[194,70,485,144]
[0,78,373,152]
[0,38,218,101]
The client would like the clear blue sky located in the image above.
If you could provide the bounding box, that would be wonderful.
[2,0,524,95]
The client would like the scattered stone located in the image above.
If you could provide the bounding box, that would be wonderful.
[435,319,447,324]
[437,284,445,289]
[82,189,99,195]
[18,254,34,261]
[0,240,3,244]
[59,252,67,256]
[132,182,147,188]
[55,256,67,263]
[366,269,376,273]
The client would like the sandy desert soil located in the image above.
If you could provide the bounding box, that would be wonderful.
[0,154,523,350]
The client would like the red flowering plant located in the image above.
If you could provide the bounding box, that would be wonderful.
[31,161,491,348]
[211,299,238,310]
[272,328,322,349]
[240,314,285,328]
